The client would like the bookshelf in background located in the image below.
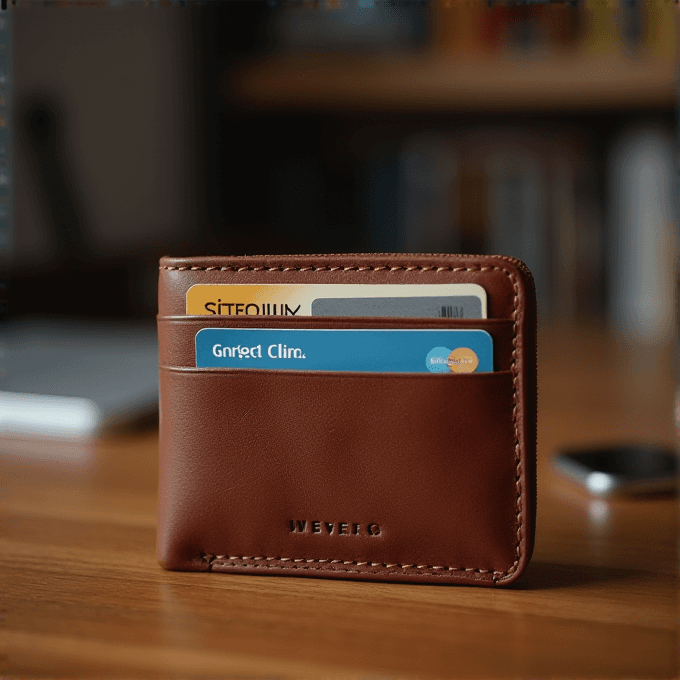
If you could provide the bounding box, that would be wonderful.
[262,0,677,59]
[364,127,604,322]
[430,0,674,57]
[230,0,677,112]
[220,1,677,327]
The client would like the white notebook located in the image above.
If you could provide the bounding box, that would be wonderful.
[1,316,158,441]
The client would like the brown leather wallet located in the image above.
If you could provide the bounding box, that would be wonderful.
[157,254,536,586]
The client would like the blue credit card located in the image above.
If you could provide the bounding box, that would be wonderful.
[195,328,493,373]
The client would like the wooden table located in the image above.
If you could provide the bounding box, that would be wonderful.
[3,327,678,679]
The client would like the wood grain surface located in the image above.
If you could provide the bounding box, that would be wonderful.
[2,326,678,679]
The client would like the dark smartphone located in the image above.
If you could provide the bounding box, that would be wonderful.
[552,444,679,498]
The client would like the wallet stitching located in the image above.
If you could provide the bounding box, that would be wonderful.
[167,263,523,581]
[201,554,503,577]
[162,264,500,273]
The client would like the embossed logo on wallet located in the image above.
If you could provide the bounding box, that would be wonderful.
[290,520,381,536]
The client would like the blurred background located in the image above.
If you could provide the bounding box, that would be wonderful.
[1,0,678,442]
[3,8,678,676]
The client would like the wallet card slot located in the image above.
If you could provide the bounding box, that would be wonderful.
[158,254,532,320]
[157,316,516,372]
[157,367,522,584]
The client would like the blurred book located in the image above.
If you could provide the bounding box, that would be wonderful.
[387,126,605,321]
[607,126,676,343]
[431,0,488,57]
[542,2,583,50]
[572,161,606,321]
[428,0,662,57]
[486,151,547,316]
[269,0,426,54]
[0,317,158,442]
[549,158,578,322]
[364,149,401,253]
[583,0,619,55]
[399,134,459,253]
[643,0,677,58]
[618,0,643,51]
[458,160,489,255]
